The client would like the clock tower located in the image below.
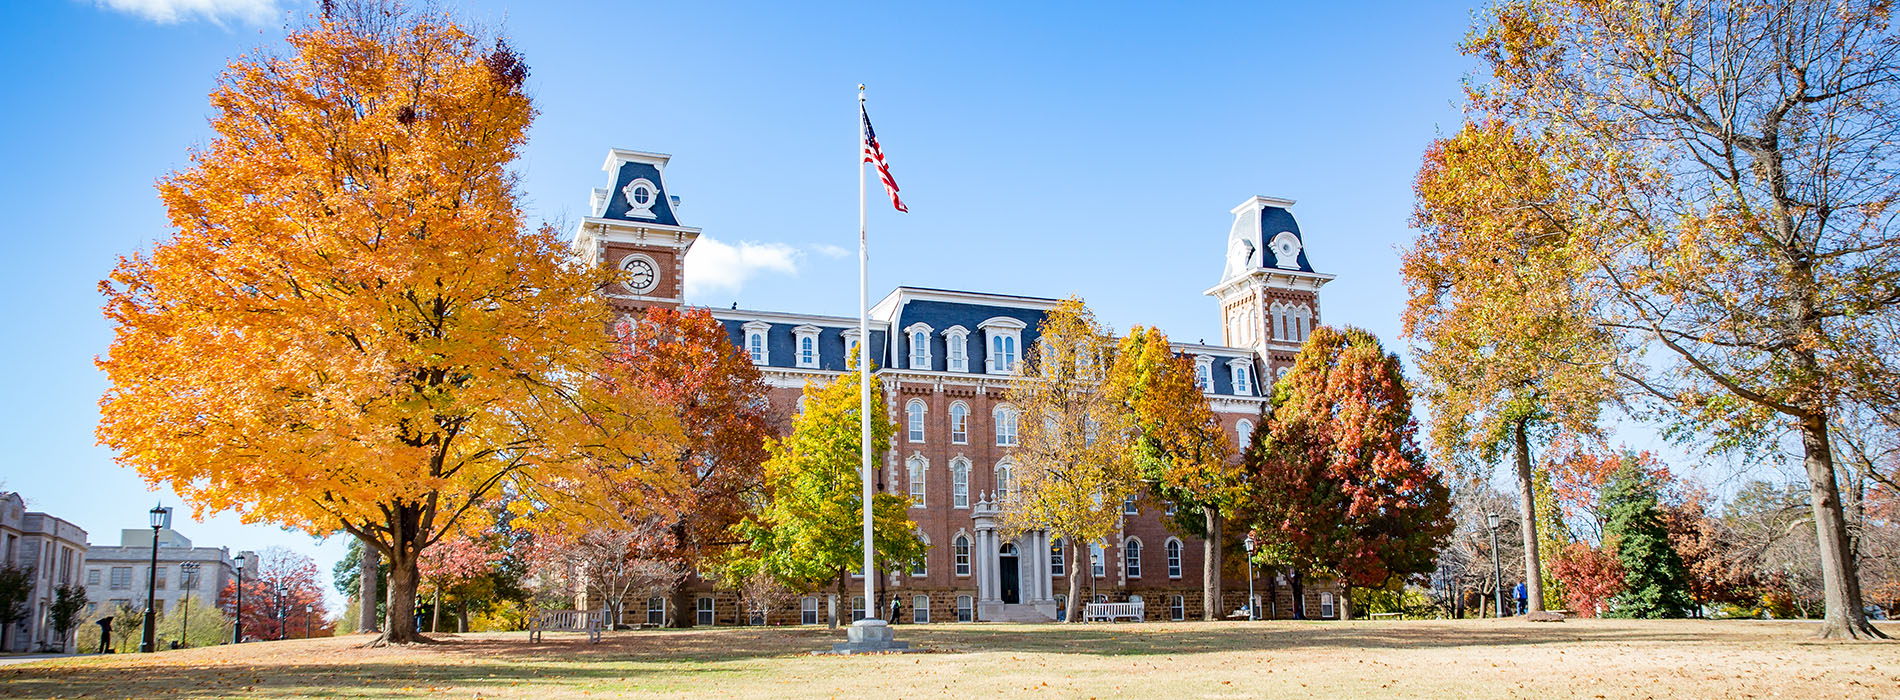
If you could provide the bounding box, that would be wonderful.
[1203,195,1335,380]
[572,149,700,317]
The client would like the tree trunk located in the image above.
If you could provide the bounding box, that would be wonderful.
[1066,541,1084,623]
[1797,416,1887,639]
[383,549,423,644]
[1290,569,1306,620]
[830,574,843,630]
[1513,419,1544,614]
[1202,509,1223,621]
[1339,581,1352,621]
[430,587,441,633]
[357,541,381,633]
[669,587,694,629]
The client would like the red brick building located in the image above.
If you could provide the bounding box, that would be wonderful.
[573,149,1342,624]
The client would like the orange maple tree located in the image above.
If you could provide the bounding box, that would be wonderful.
[97,2,681,643]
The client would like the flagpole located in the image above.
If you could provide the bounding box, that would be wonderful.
[858,84,876,623]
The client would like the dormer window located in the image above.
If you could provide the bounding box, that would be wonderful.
[904,322,934,370]
[1194,356,1213,392]
[980,317,1026,375]
[1229,358,1255,396]
[793,325,821,369]
[622,177,659,219]
[842,328,864,368]
[1270,231,1302,269]
[742,321,771,366]
[943,325,970,372]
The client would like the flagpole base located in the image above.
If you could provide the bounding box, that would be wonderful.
[818,618,918,655]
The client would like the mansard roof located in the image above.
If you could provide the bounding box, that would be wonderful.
[595,149,682,227]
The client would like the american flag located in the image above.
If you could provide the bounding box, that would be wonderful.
[861,104,908,213]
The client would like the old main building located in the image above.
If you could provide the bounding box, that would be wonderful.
[571,148,1342,624]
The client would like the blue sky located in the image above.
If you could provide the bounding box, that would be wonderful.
[0,0,1498,613]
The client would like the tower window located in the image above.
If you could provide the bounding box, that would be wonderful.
[950,402,969,444]
[906,400,926,443]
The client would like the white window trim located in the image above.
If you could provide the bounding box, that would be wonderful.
[1169,595,1186,621]
[1050,537,1066,577]
[1228,358,1256,396]
[912,594,930,623]
[949,401,970,445]
[697,596,716,626]
[956,595,974,622]
[904,322,934,370]
[622,177,659,219]
[906,454,928,508]
[993,404,1019,447]
[793,325,822,369]
[994,459,1016,502]
[951,456,971,509]
[1321,592,1336,618]
[1124,537,1143,578]
[913,533,930,576]
[743,320,772,366]
[1236,418,1255,451]
[943,325,970,372]
[1165,537,1183,579]
[979,316,1026,375]
[906,399,927,444]
[953,531,973,577]
[1195,355,1215,393]
[1089,542,1106,578]
[842,328,864,366]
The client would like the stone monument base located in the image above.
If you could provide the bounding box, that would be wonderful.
[820,618,921,655]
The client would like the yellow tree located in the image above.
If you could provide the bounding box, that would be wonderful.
[1426,0,1900,638]
[1001,297,1139,623]
[719,356,923,630]
[96,1,681,644]
[1406,119,1616,614]
[1114,326,1235,620]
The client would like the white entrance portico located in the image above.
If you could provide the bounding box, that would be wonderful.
[970,494,1059,622]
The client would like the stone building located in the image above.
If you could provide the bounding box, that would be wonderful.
[81,526,246,634]
[571,148,1344,624]
[0,492,89,652]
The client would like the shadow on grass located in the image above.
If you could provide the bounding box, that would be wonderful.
[3,620,1883,699]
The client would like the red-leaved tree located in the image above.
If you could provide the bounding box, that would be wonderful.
[1241,326,1454,620]
[219,547,331,640]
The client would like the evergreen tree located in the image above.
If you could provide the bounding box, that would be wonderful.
[1602,462,1693,618]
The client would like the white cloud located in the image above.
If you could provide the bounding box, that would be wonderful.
[811,243,851,259]
[93,0,282,25]
[685,236,800,297]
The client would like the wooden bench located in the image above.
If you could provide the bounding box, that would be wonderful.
[529,609,608,643]
[1083,602,1145,622]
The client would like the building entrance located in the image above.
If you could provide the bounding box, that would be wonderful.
[1000,543,1020,604]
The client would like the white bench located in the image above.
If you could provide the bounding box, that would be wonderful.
[1083,602,1145,622]
[529,609,608,643]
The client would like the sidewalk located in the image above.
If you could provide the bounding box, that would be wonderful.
[0,654,68,666]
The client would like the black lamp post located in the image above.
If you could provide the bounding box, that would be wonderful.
[178,562,200,647]
[232,552,247,643]
[1486,511,1505,619]
[141,503,171,653]
[275,584,289,640]
[1243,532,1258,621]
[303,604,313,639]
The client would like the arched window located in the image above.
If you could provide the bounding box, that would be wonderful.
[906,400,926,443]
[911,533,929,577]
[800,335,816,366]
[1125,538,1142,578]
[995,461,1015,502]
[951,457,971,508]
[906,455,927,507]
[1236,419,1254,450]
[994,406,1018,446]
[911,330,928,368]
[949,402,969,444]
[954,535,971,576]
[1050,537,1066,576]
[748,333,765,364]
[795,395,808,415]
[1166,538,1183,578]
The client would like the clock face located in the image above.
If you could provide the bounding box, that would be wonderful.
[622,255,659,294]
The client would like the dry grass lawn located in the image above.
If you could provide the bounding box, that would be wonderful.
[2,618,1895,699]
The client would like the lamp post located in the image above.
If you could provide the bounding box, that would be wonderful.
[275,584,289,640]
[232,552,247,643]
[303,604,313,639]
[141,503,171,653]
[178,562,200,648]
[1486,511,1505,619]
[1243,533,1258,621]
